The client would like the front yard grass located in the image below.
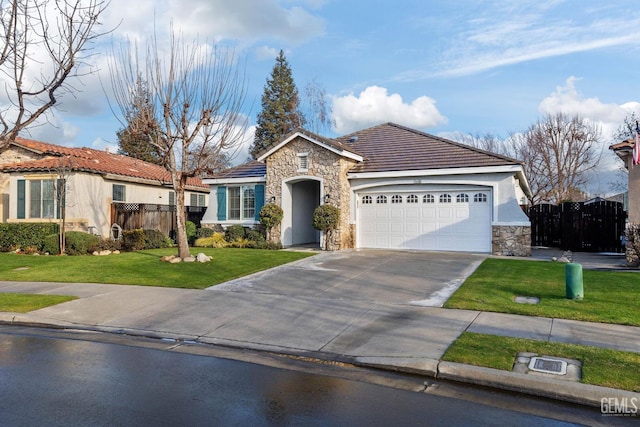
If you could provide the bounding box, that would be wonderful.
[444,258,640,326]
[0,293,77,313]
[0,248,314,289]
[443,332,640,392]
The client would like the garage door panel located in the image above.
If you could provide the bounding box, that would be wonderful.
[358,190,491,252]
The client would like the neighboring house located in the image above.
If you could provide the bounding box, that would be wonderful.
[202,123,532,255]
[0,137,209,237]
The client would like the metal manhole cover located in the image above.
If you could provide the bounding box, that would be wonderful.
[528,357,567,375]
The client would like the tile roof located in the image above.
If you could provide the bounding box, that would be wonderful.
[337,122,522,174]
[209,160,266,179]
[0,137,207,189]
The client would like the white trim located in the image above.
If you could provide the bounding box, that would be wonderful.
[202,177,266,185]
[492,221,531,227]
[257,131,363,162]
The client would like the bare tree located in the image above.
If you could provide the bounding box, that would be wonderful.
[518,113,602,204]
[450,131,511,156]
[108,30,248,259]
[0,0,110,151]
[302,79,334,134]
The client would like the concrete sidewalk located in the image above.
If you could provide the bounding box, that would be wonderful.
[0,276,638,407]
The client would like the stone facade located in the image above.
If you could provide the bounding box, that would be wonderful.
[492,225,531,256]
[264,136,357,250]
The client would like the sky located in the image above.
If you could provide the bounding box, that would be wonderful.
[15,0,640,196]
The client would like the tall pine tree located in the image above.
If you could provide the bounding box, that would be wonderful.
[250,50,305,159]
[117,76,163,164]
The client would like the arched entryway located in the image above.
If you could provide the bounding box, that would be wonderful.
[281,177,322,247]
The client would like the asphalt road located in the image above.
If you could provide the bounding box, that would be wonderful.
[0,326,628,427]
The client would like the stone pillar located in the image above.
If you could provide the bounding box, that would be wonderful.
[492,225,531,256]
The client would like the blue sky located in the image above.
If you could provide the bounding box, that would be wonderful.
[19,0,640,196]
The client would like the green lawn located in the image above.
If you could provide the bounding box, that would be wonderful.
[0,248,314,289]
[0,293,77,313]
[444,258,640,326]
[443,332,640,392]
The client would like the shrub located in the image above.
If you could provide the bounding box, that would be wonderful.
[122,229,145,251]
[194,232,227,248]
[246,229,265,243]
[259,203,284,231]
[225,224,246,242]
[65,231,100,255]
[0,223,59,252]
[43,234,60,255]
[95,238,122,252]
[186,221,197,245]
[196,227,215,239]
[228,237,250,248]
[143,229,170,249]
[264,241,283,250]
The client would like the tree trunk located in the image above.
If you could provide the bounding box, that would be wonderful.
[173,176,190,259]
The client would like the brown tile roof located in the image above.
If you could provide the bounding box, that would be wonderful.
[0,137,207,190]
[336,122,522,174]
[609,138,634,151]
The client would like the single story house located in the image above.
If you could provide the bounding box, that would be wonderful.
[202,123,532,255]
[0,137,209,237]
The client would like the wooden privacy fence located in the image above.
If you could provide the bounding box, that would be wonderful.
[529,201,626,252]
[111,203,206,239]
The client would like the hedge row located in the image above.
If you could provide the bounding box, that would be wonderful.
[0,223,59,252]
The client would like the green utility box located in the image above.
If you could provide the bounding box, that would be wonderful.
[565,263,584,300]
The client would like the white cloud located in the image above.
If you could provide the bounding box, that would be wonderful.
[254,46,281,61]
[332,86,447,134]
[538,76,639,143]
[104,0,325,45]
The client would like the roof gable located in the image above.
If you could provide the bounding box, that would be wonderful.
[337,122,522,174]
[256,128,363,162]
[0,137,207,189]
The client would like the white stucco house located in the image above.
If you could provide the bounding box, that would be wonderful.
[202,123,532,255]
[0,137,209,237]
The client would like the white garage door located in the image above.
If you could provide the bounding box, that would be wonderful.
[357,190,492,252]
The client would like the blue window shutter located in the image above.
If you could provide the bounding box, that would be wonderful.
[17,179,25,219]
[254,184,265,221]
[217,186,226,221]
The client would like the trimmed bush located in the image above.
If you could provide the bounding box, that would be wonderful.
[186,221,197,245]
[196,227,215,239]
[259,203,284,231]
[143,229,170,249]
[0,223,59,252]
[194,232,227,248]
[312,204,341,251]
[43,234,60,255]
[225,224,246,242]
[246,229,265,243]
[65,231,100,255]
[122,229,145,251]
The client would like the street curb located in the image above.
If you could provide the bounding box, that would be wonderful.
[436,361,639,408]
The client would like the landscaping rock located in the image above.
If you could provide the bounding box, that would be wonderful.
[557,256,570,263]
[196,253,212,263]
[113,250,120,255]
[168,257,182,264]
[160,255,175,262]
[183,256,196,263]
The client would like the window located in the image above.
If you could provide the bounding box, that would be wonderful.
[228,186,256,220]
[30,180,55,219]
[439,193,451,203]
[113,184,126,202]
[423,194,434,203]
[298,153,308,171]
[361,195,372,204]
[407,194,419,203]
[391,194,403,204]
[376,195,387,204]
[456,193,469,203]
[243,187,255,219]
[190,193,197,206]
[474,193,488,203]
[198,194,206,207]
[168,191,175,206]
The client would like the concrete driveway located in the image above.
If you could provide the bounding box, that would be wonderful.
[210,250,486,307]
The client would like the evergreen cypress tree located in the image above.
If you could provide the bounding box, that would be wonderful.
[117,76,163,165]
[250,50,305,159]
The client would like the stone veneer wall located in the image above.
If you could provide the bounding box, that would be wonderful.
[492,225,531,256]
[265,136,357,250]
